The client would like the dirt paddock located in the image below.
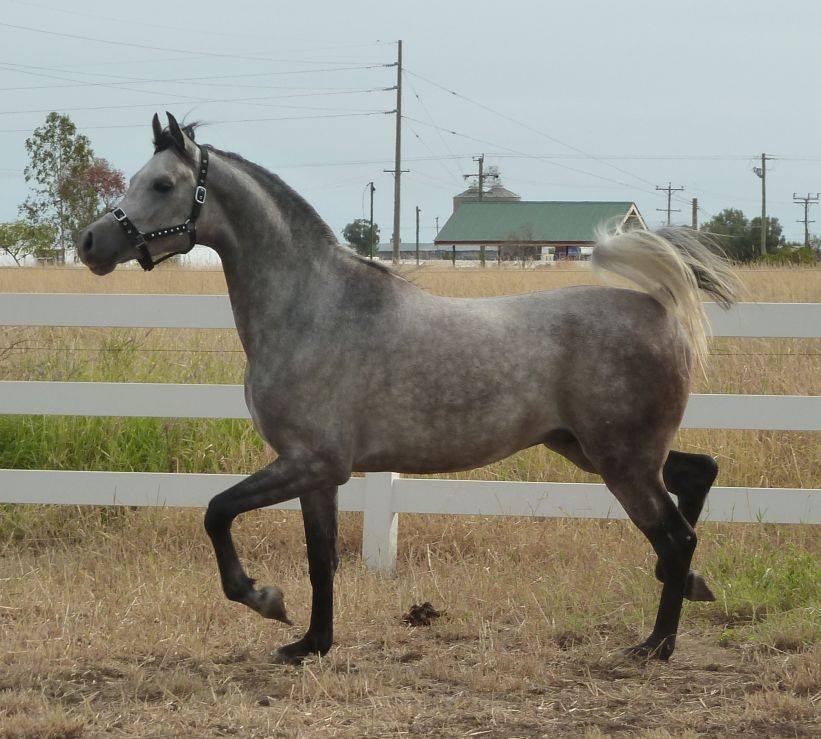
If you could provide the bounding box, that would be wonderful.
[0,508,817,738]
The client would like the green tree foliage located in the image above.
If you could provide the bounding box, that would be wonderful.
[701,208,784,262]
[342,218,380,257]
[0,220,56,265]
[749,216,784,255]
[20,113,125,264]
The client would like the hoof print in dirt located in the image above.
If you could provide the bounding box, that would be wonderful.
[402,602,441,627]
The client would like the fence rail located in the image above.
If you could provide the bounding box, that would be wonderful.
[1,294,818,572]
[0,382,817,431]
[1,293,820,337]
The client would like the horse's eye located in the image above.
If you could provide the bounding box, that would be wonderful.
[152,178,174,193]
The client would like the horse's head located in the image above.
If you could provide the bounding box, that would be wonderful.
[78,112,205,274]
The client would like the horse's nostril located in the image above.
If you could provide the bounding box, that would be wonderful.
[82,230,93,253]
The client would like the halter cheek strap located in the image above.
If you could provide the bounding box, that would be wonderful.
[110,145,209,271]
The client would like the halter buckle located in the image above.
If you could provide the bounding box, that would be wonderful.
[194,186,207,204]
[112,207,127,222]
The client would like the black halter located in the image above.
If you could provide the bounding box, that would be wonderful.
[110,145,209,271]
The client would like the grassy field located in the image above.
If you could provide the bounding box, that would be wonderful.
[0,263,818,737]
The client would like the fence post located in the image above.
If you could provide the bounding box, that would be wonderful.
[362,472,398,573]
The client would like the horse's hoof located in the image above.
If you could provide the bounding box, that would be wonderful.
[684,571,716,602]
[621,636,675,661]
[272,645,305,666]
[255,585,292,625]
[273,635,330,665]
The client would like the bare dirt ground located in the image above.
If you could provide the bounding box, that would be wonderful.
[0,510,817,737]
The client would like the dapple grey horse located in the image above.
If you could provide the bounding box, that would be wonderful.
[78,113,739,663]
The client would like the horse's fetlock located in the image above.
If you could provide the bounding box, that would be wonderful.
[305,629,333,655]
[223,581,249,602]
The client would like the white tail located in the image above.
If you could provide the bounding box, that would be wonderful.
[592,225,741,372]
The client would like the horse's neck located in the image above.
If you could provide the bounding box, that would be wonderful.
[208,155,341,354]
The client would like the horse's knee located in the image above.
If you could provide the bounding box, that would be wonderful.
[204,494,233,538]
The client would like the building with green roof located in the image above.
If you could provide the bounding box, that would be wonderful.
[434,201,646,260]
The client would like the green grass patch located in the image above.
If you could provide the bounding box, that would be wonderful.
[0,415,265,473]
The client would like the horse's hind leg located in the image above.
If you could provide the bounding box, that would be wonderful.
[655,451,718,602]
[276,487,339,664]
[604,470,697,660]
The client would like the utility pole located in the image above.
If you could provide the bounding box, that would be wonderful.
[691,198,698,229]
[793,192,820,247]
[389,40,403,265]
[415,205,421,266]
[655,182,684,226]
[434,216,439,235]
[753,154,773,256]
[464,154,490,201]
[367,181,375,259]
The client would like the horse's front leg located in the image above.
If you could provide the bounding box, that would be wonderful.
[203,455,347,637]
[276,488,339,663]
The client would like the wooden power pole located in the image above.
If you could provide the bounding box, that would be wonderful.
[464,154,487,200]
[754,154,773,256]
[691,198,698,229]
[389,41,403,265]
[793,192,820,247]
[655,182,684,226]
[415,205,421,266]
[367,181,375,259]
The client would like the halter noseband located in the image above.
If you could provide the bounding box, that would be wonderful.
[110,144,209,271]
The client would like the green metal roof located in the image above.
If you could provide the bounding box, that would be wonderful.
[434,201,640,244]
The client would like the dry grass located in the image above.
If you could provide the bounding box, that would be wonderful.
[0,263,818,736]
[0,261,818,302]
[0,510,817,737]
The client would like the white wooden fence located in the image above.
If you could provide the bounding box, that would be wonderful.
[1,294,819,572]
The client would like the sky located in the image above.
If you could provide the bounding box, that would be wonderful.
[1,0,821,250]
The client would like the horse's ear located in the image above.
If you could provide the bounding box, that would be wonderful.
[151,113,162,147]
[166,112,185,151]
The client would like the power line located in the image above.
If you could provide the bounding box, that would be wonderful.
[0,98,390,117]
[406,78,465,180]
[406,124,464,186]
[405,67,657,190]
[5,0,389,49]
[0,61,391,93]
[401,69,776,221]
[0,20,389,66]
[0,111,390,134]
[402,115,656,193]
[0,58,390,82]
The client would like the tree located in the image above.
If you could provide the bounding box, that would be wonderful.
[82,157,127,210]
[701,208,783,262]
[0,220,56,265]
[701,208,751,260]
[749,216,784,256]
[343,219,380,257]
[20,113,97,263]
[503,225,539,267]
